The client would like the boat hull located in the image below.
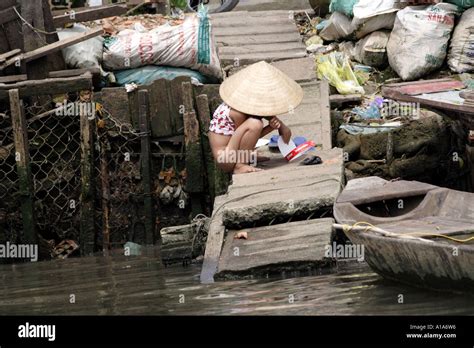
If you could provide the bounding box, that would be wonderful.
[345,229,474,292]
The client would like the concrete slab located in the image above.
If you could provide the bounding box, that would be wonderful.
[222,149,344,228]
[216,218,335,278]
[212,10,307,66]
[271,57,317,83]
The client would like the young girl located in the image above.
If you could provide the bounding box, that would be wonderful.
[209,61,304,174]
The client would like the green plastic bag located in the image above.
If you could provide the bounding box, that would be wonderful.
[444,0,474,9]
[329,0,359,18]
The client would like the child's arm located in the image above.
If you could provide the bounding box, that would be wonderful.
[260,117,292,144]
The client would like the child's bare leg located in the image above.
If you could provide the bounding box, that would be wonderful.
[216,117,264,174]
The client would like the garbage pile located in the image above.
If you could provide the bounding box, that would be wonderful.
[58,8,222,87]
[298,0,474,187]
[299,1,474,88]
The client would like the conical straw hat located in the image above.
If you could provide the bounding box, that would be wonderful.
[219,61,304,117]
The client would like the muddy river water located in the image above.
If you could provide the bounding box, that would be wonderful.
[1,248,473,315]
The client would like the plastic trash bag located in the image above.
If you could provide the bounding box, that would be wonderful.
[57,24,104,70]
[317,52,365,95]
[329,0,359,17]
[387,3,459,81]
[352,0,398,38]
[448,8,474,73]
[444,0,474,9]
[114,66,212,86]
[353,31,390,68]
[103,8,223,79]
[319,12,355,41]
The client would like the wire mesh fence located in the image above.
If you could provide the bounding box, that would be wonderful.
[0,109,21,244]
[94,104,145,249]
[23,93,85,244]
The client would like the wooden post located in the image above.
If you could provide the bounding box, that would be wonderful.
[9,89,37,245]
[182,82,204,217]
[99,128,111,252]
[138,90,157,245]
[79,96,95,255]
[196,94,230,201]
[21,0,49,80]
[196,94,216,203]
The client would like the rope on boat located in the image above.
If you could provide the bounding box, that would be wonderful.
[339,222,474,244]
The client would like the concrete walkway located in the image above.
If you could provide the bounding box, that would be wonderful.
[200,9,343,283]
[212,10,307,66]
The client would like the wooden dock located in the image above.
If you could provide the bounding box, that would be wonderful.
[199,10,344,283]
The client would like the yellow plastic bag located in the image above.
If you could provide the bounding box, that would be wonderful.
[317,52,365,95]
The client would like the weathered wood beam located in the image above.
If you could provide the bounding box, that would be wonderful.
[80,96,96,255]
[0,74,27,84]
[42,0,66,72]
[138,89,157,246]
[0,74,93,100]
[0,49,21,64]
[0,7,17,26]
[182,81,204,217]
[1,29,104,70]
[9,89,38,245]
[49,67,101,78]
[53,4,128,27]
[0,0,17,11]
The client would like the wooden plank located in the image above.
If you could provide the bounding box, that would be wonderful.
[0,74,27,84]
[382,87,474,116]
[200,197,226,284]
[196,94,215,203]
[216,218,335,277]
[21,0,49,80]
[330,94,363,107]
[42,0,66,72]
[0,74,93,100]
[0,49,21,64]
[9,89,38,245]
[138,90,157,245]
[1,28,104,70]
[395,80,465,96]
[182,81,204,194]
[148,79,173,138]
[168,76,191,135]
[49,67,101,78]
[79,94,95,255]
[0,28,11,57]
[53,4,128,27]
[0,7,17,26]
[0,0,17,11]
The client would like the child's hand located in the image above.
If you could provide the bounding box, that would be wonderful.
[269,117,281,130]
[279,124,292,144]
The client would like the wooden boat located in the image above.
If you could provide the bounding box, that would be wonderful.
[333,177,474,292]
